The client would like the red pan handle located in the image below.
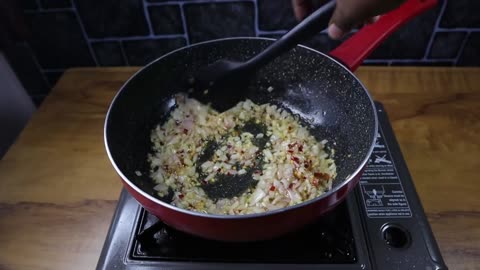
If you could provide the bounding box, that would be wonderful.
[329,0,438,71]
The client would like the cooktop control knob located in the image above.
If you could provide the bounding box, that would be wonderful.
[381,223,411,248]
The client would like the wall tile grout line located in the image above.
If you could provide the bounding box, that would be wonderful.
[88,34,186,43]
[71,0,99,66]
[363,60,391,64]
[146,0,253,6]
[437,28,480,32]
[24,8,75,14]
[43,68,67,73]
[422,0,447,60]
[453,32,471,65]
[253,0,259,37]
[362,60,390,64]
[23,42,53,89]
[178,3,190,45]
[35,0,42,10]
[364,58,455,63]
[143,0,155,37]
[31,94,47,99]
[119,41,130,66]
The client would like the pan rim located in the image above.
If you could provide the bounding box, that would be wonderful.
[104,36,378,220]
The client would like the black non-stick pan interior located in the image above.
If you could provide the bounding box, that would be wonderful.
[106,38,376,203]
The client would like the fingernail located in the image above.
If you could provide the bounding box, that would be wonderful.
[328,23,344,40]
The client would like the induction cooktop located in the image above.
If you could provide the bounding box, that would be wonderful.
[96,102,448,270]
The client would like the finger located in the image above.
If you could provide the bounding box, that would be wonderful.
[291,0,313,20]
[365,15,381,24]
[327,23,345,40]
[329,2,362,30]
[311,0,333,9]
[328,1,369,39]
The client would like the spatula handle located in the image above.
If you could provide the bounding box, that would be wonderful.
[244,0,336,70]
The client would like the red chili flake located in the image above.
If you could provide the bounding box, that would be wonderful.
[304,163,309,168]
[298,145,303,152]
[183,129,188,135]
[227,144,232,148]
[270,185,276,191]
[288,143,293,148]
[314,172,331,180]
[202,179,207,184]
[179,194,184,199]
[291,156,300,164]
[311,178,319,187]
[288,150,294,154]
[254,170,260,174]
[227,172,232,176]
[288,183,294,189]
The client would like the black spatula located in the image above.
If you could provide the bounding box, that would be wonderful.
[190,0,336,112]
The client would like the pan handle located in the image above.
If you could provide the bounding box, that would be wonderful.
[329,0,438,71]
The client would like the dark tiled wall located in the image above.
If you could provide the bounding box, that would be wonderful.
[8,0,480,106]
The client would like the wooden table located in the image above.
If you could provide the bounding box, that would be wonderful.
[0,67,478,270]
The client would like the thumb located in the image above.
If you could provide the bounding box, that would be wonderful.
[328,1,366,39]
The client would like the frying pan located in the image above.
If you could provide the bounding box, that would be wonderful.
[105,0,437,242]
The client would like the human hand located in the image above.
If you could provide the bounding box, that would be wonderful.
[291,0,406,39]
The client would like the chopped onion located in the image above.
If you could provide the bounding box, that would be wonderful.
[153,182,169,193]
[249,188,266,206]
[201,161,213,172]
[205,173,215,182]
[152,169,164,182]
[147,96,336,215]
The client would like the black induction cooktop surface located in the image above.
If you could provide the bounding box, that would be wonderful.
[97,102,448,270]
[132,200,356,264]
